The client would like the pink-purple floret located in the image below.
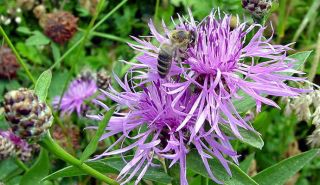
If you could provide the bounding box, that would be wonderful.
[53,78,98,116]
[88,9,308,185]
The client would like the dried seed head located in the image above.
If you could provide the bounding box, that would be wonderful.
[4,88,53,140]
[97,69,111,90]
[242,0,272,19]
[52,125,80,151]
[79,67,97,82]
[0,135,15,160]
[0,45,20,79]
[17,0,35,10]
[33,4,46,19]
[40,11,78,44]
[292,94,312,121]
[307,126,320,148]
[80,0,100,15]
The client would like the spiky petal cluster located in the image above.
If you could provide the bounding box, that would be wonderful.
[89,79,238,185]
[90,9,309,185]
[53,75,98,116]
[0,130,33,161]
[129,10,307,138]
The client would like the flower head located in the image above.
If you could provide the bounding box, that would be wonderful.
[0,130,33,161]
[88,79,238,185]
[4,88,53,140]
[129,10,308,138]
[40,11,78,44]
[53,74,98,116]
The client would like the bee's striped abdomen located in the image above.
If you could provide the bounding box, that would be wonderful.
[157,45,173,78]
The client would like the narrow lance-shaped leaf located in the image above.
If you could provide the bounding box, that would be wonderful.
[187,150,258,185]
[20,149,50,185]
[80,107,115,162]
[253,149,320,185]
[34,69,52,102]
[220,123,264,149]
[43,155,172,184]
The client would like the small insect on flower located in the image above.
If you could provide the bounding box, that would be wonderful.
[157,30,196,78]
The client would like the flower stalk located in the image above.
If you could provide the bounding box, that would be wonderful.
[39,132,119,185]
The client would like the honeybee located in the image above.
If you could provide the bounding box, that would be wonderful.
[157,30,195,78]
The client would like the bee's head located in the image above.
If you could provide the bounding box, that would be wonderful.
[188,30,196,45]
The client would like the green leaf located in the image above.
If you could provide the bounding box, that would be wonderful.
[288,51,312,72]
[221,124,264,149]
[20,149,50,185]
[253,149,319,185]
[80,107,115,162]
[50,42,61,63]
[34,70,52,102]
[187,150,258,185]
[0,159,18,180]
[239,153,255,174]
[17,27,32,35]
[26,31,50,46]
[43,156,172,184]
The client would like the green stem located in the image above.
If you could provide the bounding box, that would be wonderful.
[91,0,128,32]
[0,26,36,84]
[308,32,320,82]
[14,157,29,172]
[39,133,119,185]
[201,176,209,185]
[154,0,160,20]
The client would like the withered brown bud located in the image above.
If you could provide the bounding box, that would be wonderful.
[17,0,35,10]
[52,125,80,151]
[97,69,111,90]
[4,88,53,140]
[80,0,100,15]
[242,0,272,19]
[0,45,20,79]
[40,11,78,44]
[0,135,15,160]
[33,4,46,19]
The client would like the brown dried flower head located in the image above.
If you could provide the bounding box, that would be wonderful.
[17,0,35,10]
[4,88,53,140]
[40,11,78,44]
[0,45,20,79]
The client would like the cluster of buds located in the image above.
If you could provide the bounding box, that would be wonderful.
[39,11,78,44]
[242,0,272,20]
[0,130,35,161]
[4,88,53,140]
[0,45,20,79]
[283,89,320,147]
[0,7,22,25]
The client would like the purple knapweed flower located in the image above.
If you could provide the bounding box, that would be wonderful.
[0,130,32,159]
[88,79,238,185]
[128,9,308,138]
[53,75,98,116]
